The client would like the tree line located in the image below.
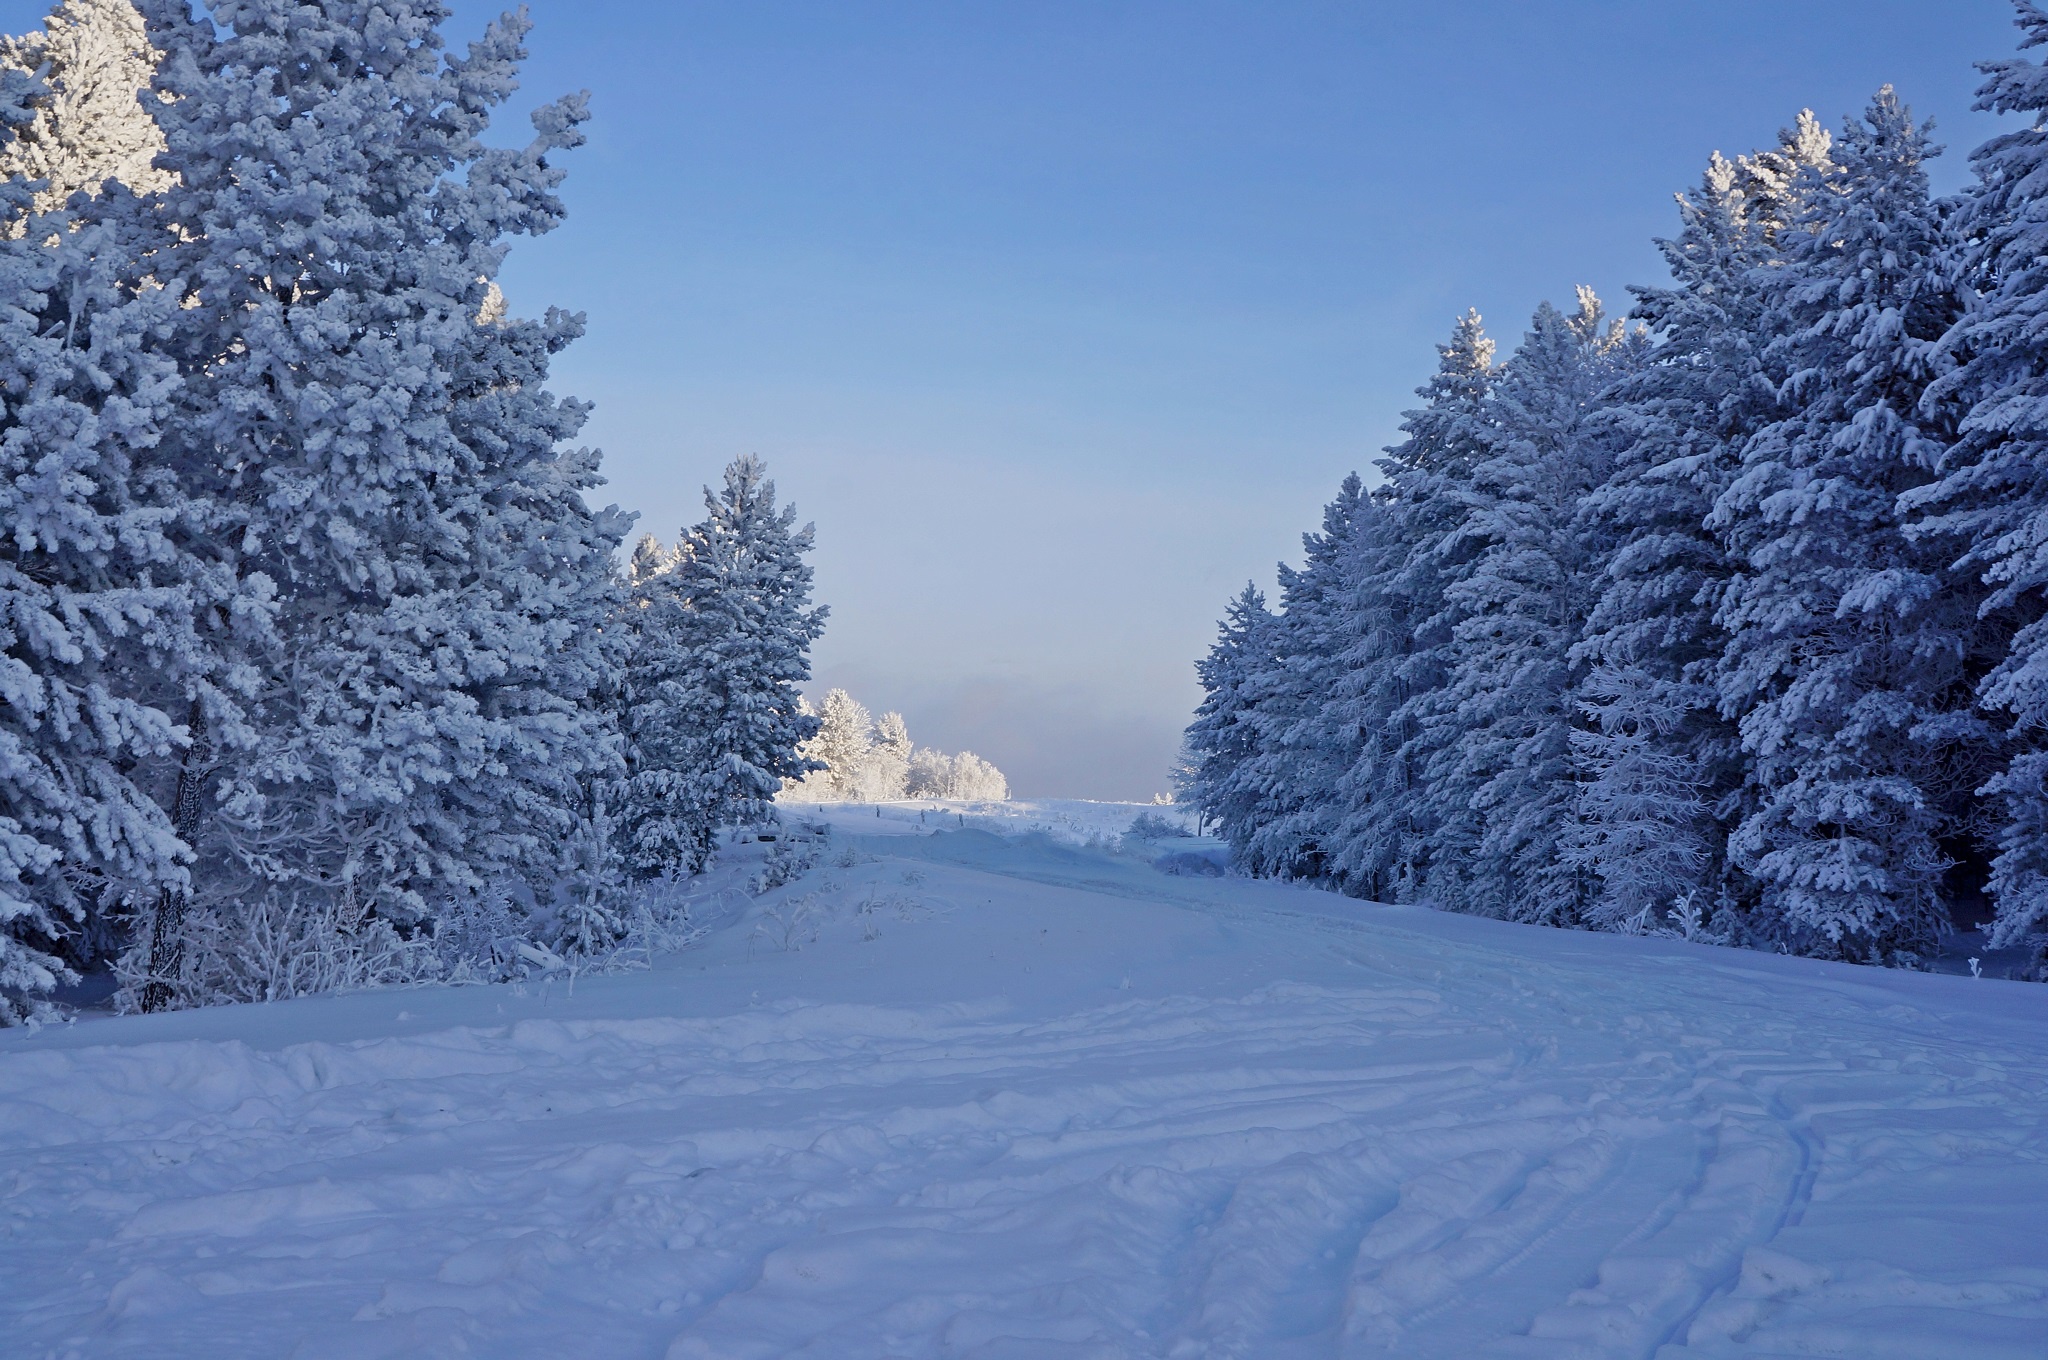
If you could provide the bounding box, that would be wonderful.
[1185,8,2048,978]
[781,687,1010,804]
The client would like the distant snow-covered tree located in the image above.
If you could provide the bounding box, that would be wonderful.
[784,690,1008,803]
[944,751,1009,801]
[792,689,873,801]
[903,744,952,800]
[868,711,912,800]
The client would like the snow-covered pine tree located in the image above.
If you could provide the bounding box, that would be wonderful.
[126,0,631,991]
[1714,89,1986,963]
[1182,583,1283,863]
[621,456,824,875]
[0,0,169,214]
[1420,289,1637,923]
[1911,2,2048,960]
[1321,311,1496,901]
[0,57,259,1023]
[1564,128,1830,934]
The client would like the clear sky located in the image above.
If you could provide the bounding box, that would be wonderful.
[5,0,2025,797]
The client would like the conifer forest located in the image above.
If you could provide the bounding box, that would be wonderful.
[1184,37,2048,981]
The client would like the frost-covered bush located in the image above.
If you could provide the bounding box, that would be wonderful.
[115,896,439,1011]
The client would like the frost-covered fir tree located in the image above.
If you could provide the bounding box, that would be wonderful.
[1714,90,1985,962]
[1321,311,1497,901]
[126,0,630,995]
[1913,1,2048,957]
[0,0,169,213]
[1420,290,1637,923]
[1564,128,1830,933]
[621,456,824,875]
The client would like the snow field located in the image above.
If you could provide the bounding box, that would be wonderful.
[783,797,1201,846]
[4,811,2047,1358]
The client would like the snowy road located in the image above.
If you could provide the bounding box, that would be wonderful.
[6,821,2048,1358]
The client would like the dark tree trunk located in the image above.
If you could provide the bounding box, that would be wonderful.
[140,704,210,1014]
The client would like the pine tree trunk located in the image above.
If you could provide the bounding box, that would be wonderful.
[140,703,209,1014]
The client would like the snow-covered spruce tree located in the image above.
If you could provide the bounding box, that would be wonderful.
[1321,311,1497,902]
[1713,89,1988,963]
[1911,2,2048,961]
[0,59,260,1022]
[1419,290,1638,923]
[1563,127,1830,935]
[0,0,169,214]
[1234,473,1373,880]
[621,456,824,876]
[124,0,630,999]
[616,534,698,876]
[1182,582,1284,863]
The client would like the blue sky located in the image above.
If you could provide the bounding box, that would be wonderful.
[8,0,2025,796]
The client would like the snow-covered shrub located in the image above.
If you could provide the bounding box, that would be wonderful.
[751,835,818,895]
[426,887,533,984]
[752,891,823,953]
[1124,811,1184,844]
[1155,851,1226,878]
[116,895,440,1011]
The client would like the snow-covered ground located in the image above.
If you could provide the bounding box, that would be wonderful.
[6,804,2048,1358]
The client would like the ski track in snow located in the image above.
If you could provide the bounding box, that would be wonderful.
[5,812,2048,1358]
